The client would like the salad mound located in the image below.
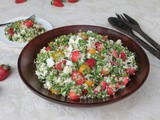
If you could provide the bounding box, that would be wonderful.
[5,19,45,43]
[35,31,138,101]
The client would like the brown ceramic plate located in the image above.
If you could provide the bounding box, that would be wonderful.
[18,25,149,106]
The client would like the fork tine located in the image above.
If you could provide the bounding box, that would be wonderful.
[120,15,129,23]
[115,13,128,24]
[115,13,121,20]
[123,13,138,24]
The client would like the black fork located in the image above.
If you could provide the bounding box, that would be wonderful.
[108,16,160,60]
[117,13,160,52]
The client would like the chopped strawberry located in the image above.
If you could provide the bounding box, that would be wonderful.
[101,69,106,75]
[115,76,119,81]
[71,70,86,85]
[125,67,135,75]
[83,89,88,95]
[0,64,11,81]
[23,20,34,28]
[110,61,118,66]
[115,84,120,89]
[123,76,129,85]
[95,42,103,52]
[84,37,88,41]
[54,60,66,71]
[15,0,26,4]
[68,0,78,3]
[101,68,112,76]
[85,58,96,68]
[51,0,64,7]
[95,42,102,47]
[7,28,14,36]
[68,90,80,101]
[107,87,114,95]
[101,81,108,90]
[71,50,80,62]
[119,51,126,61]
[102,35,107,40]
[111,49,118,58]
[45,46,51,51]
[94,87,100,94]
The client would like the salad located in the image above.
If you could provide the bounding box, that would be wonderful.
[4,19,45,43]
[35,31,138,101]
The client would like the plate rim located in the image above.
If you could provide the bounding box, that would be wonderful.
[0,16,53,48]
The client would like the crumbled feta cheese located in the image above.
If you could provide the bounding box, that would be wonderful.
[66,60,73,66]
[63,66,72,74]
[44,81,52,90]
[80,53,85,63]
[65,45,73,58]
[46,58,54,67]
[83,83,88,89]
[109,40,114,44]
[115,39,122,45]
[106,77,111,83]
[69,36,75,45]
[40,47,47,53]
[87,53,91,58]
[35,71,40,76]
[53,77,61,83]
[63,78,72,83]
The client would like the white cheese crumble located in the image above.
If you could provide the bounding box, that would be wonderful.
[46,58,54,67]
[63,66,72,74]
[44,81,52,90]
[66,60,73,66]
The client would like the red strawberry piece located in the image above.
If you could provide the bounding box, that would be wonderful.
[71,70,86,85]
[93,87,99,94]
[45,46,51,51]
[107,87,114,95]
[52,0,64,7]
[119,51,126,61]
[23,20,34,28]
[101,69,111,76]
[0,64,11,81]
[54,60,66,71]
[111,49,118,58]
[68,0,78,3]
[115,76,119,81]
[85,58,96,68]
[101,81,108,90]
[102,35,107,40]
[101,69,106,75]
[71,50,80,62]
[84,37,88,41]
[95,42,102,47]
[15,0,26,4]
[123,76,129,85]
[95,42,103,52]
[110,61,118,66]
[7,28,14,36]
[82,89,88,95]
[115,84,120,89]
[125,67,135,75]
[68,90,80,101]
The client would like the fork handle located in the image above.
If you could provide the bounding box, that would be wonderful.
[136,29,160,52]
[0,22,12,26]
[129,33,160,60]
